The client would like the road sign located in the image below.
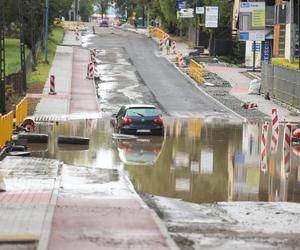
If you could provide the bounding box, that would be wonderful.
[180,8,194,18]
[178,0,185,10]
[195,7,204,14]
[205,6,218,28]
[262,41,271,62]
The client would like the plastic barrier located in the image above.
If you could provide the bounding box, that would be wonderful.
[148,26,168,40]
[15,97,28,127]
[0,111,13,148]
[55,21,85,31]
[188,59,204,84]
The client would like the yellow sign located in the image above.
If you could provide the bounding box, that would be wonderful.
[252,10,265,27]
[132,11,136,17]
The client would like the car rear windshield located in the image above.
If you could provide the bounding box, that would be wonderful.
[126,108,160,117]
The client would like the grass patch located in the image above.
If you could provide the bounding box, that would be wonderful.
[272,58,299,70]
[5,39,30,75]
[27,27,64,88]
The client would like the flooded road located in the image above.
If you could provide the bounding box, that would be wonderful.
[30,118,300,204]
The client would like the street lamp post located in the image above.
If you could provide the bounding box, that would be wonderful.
[0,0,5,114]
[44,0,49,63]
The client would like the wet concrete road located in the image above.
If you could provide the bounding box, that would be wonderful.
[82,27,241,120]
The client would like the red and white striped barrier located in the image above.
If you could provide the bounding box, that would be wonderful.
[159,38,164,51]
[48,75,56,95]
[90,49,97,63]
[261,122,269,173]
[86,63,94,79]
[172,41,176,54]
[283,123,292,174]
[270,108,279,153]
[179,52,185,67]
[75,27,80,40]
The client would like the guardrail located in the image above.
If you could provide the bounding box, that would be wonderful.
[0,111,13,149]
[188,59,204,84]
[15,97,28,128]
[148,26,168,40]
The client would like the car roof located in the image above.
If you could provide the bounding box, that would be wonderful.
[123,104,157,109]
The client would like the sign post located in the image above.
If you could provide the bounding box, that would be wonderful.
[239,2,265,72]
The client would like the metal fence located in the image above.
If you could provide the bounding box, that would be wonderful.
[261,62,300,109]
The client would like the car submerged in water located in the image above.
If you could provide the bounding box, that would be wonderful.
[111,104,164,136]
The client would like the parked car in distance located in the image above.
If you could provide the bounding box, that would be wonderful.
[111,104,164,136]
[100,19,109,27]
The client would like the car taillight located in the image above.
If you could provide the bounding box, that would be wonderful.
[154,117,163,124]
[122,117,133,125]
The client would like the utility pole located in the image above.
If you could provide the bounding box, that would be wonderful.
[44,0,49,63]
[0,0,5,114]
[19,0,26,93]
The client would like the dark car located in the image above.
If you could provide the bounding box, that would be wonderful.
[100,20,109,27]
[111,104,164,135]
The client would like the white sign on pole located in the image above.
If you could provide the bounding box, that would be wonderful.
[196,7,204,14]
[239,2,265,41]
[180,8,194,18]
[205,6,219,28]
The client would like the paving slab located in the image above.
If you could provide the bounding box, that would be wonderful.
[0,157,60,248]
[48,165,178,250]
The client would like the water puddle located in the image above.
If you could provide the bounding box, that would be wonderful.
[29,118,300,204]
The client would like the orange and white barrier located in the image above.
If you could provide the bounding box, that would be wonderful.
[90,49,97,63]
[270,108,279,153]
[261,122,269,173]
[49,75,56,95]
[178,50,185,67]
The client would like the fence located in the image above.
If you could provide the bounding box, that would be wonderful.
[188,59,204,84]
[261,62,300,109]
[15,97,28,127]
[0,111,13,149]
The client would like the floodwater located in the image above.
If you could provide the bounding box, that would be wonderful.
[29,117,300,204]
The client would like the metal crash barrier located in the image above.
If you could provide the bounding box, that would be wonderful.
[15,97,28,128]
[188,59,204,84]
[0,111,13,148]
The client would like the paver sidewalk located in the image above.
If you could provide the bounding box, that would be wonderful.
[0,157,60,248]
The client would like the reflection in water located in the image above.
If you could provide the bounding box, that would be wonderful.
[113,136,164,166]
[31,118,300,204]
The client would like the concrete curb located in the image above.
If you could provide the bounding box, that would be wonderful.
[123,173,180,250]
[38,165,62,250]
